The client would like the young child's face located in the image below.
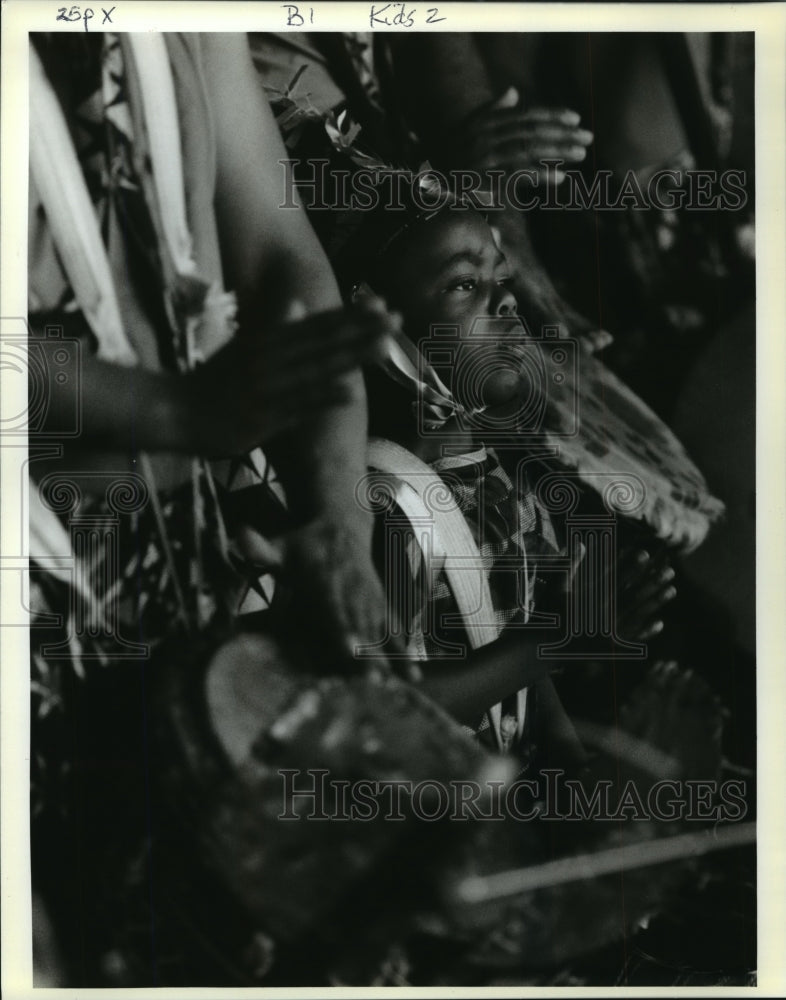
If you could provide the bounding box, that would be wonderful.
[381,210,526,409]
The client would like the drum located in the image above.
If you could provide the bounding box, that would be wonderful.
[424,661,749,976]
[152,630,513,963]
[529,343,725,551]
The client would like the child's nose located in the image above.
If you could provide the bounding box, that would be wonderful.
[493,284,518,317]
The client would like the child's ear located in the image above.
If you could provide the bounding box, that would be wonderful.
[351,281,379,305]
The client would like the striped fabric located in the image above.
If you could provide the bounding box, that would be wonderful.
[374,446,562,747]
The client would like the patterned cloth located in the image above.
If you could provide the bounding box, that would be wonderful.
[28,35,282,814]
[32,35,211,642]
[374,446,561,747]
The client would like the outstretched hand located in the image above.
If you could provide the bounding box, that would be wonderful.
[185,298,399,457]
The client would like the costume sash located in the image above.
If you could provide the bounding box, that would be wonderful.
[368,437,530,752]
[28,36,234,633]
[29,44,137,365]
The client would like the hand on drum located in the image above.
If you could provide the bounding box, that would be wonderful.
[536,542,676,645]
[446,87,593,182]
[613,547,678,642]
[238,512,420,683]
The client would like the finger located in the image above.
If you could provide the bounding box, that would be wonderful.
[350,284,385,307]
[473,149,569,178]
[479,141,589,170]
[489,85,520,111]
[350,293,391,318]
[336,630,382,674]
[584,329,614,354]
[369,601,420,682]
[294,320,392,367]
[404,660,424,684]
[338,588,393,669]
[366,328,402,366]
[267,329,389,389]
[364,660,391,683]
[659,583,679,607]
[519,123,593,145]
[479,112,592,144]
[628,560,674,595]
[276,300,397,345]
[639,619,665,641]
[234,526,286,569]
[472,119,592,146]
[618,581,675,637]
[539,125,593,146]
[470,139,581,170]
[308,590,385,672]
[339,305,402,343]
[625,553,672,596]
[626,579,673,625]
[528,144,589,162]
[628,587,677,633]
[537,168,567,186]
[250,326,375,377]
[384,634,423,684]
[636,568,677,604]
[620,549,654,591]
[462,88,518,129]
[631,590,678,627]
[653,659,680,679]
[523,106,582,127]
[467,115,549,138]
[278,310,395,360]
[281,297,308,323]
[469,151,534,174]
[355,638,394,679]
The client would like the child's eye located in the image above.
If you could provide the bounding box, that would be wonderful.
[497,275,514,288]
[445,277,477,293]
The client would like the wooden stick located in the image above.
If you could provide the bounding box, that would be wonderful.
[455,822,755,904]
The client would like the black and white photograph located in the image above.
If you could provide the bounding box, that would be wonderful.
[1,2,783,994]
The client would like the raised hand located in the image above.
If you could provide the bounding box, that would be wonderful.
[445,87,593,182]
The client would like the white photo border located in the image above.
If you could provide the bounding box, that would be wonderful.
[2,3,784,996]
